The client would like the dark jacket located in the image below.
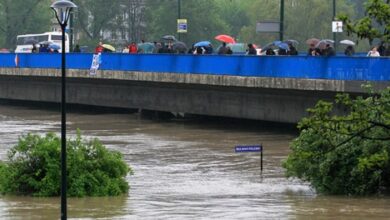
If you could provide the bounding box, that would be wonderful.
[344,46,354,56]
[247,47,257,55]
[289,46,298,55]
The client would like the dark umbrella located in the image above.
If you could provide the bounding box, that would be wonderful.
[173,41,187,53]
[315,39,334,49]
[277,42,290,51]
[162,35,177,41]
[284,39,299,46]
[262,41,282,51]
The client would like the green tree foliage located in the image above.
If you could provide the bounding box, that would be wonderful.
[0,132,132,197]
[283,86,390,195]
[144,0,229,45]
[338,0,390,44]
[73,0,124,48]
[238,0,354,48]
[0,0,52,49]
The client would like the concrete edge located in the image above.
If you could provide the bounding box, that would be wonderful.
[2,67,385,93]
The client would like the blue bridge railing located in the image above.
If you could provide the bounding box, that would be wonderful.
[0,53,389,81]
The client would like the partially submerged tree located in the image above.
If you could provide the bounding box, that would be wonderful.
[0,132,132,197]
[283,85,390,195]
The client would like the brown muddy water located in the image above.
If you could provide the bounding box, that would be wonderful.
[0,104,389,220]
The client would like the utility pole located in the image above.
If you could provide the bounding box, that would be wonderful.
[333,0,337,51]
[280,0,284,41]
[178,0,181,41]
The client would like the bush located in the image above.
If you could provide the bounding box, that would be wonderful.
[283,85,390,195]
[0,131,132,197]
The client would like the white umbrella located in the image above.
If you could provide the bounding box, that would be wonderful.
[340,39,355,46]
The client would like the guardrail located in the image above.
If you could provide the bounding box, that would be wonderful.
[0,53,389,81]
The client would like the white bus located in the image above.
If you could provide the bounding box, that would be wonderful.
[15,32,69,53]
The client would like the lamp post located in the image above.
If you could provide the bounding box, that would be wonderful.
[280,0,284,41]
[333,0,337,51]
[177,0,181,41]
[50,1,77,220]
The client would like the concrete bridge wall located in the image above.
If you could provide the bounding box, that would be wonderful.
[0,68,387,123]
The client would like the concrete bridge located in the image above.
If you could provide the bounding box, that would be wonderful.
[0,53,388,123]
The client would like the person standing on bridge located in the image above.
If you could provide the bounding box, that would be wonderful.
[367,46,380,57]
[218,42,228,55]
[246,43,257,55]
[95,42,104,54]
[128,42,138,54]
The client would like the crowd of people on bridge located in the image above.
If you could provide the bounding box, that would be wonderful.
[24,34,385,58]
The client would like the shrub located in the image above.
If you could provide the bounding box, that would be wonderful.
[0,131,132,197]
[283,85,390,195]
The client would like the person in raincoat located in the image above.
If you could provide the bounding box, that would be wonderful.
[128,42,138,54]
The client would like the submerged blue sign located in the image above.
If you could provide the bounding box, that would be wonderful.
[235,145,262,153]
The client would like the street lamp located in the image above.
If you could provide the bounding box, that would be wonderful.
[280,0,284,41]
[50,1,77,220]
[177,0,181,41]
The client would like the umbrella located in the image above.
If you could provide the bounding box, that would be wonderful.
[39,41,53,45]
[315,39,334,49]
[306,38,320,46]
[262,41,282,51]
[102,44,115,52]
[162,35,177,41]
[48,44,61,50]
[284,39,299,45]
[173,41,187,53]
[194,41,211,47]
[215,34,236,44]
[277,42,290,51]
[137,42,155,53]
[340,39,355,46]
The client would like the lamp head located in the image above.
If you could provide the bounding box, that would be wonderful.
[51,0,77,27]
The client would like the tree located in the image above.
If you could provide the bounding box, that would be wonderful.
[144,0,229,45]
[0,132,132,197]
[338,0,390,46]
[238,0,354,48]
[283,85,390,195]
[73,0,123,47]
[0,0,51,49]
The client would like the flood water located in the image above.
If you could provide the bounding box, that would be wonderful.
[0,104,389,220]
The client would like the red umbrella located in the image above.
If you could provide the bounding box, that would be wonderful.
[215,34,236,44]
